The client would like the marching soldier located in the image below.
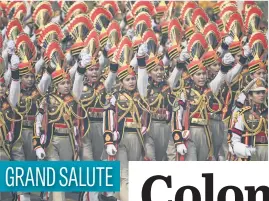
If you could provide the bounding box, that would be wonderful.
[78,31,118,201]
[180,33,236,161]
[34,41,90,201]
[11,33,52,162]
[101,36,150,201]
[230,78,268,161]
[136,28,188,161]
[0,55,20,161]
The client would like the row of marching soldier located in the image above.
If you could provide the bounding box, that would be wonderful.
[0,1,268,201]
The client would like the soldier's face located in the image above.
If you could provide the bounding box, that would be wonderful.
[57,79,71,95]
[192,70,207,87]
[0,82,7,97]
[208,62,220,75]
[250,90,266,104]
[251,69,266,79]
[150,65,165,83]
[121,75,136,91]
[21,73,35,88]
[86,66,100,83]
[234,52,241,64]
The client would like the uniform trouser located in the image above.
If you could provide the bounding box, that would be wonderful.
[46,135,74,201]
[185,126,212,161]
[117,132,143,201]
[219,122,229,161]
[254,145,268,161]
[209,115,225,160]
[166,132,176,161]
[11,128,36,161]
[0,147,9,160]
[146,121,170,161]
[79,121,103,201]
[11,128,36,199]
[0,147,10,201]
[79,121,104,161]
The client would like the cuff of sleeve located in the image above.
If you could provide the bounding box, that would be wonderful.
[103,49,108,58]
[231,127,243,136]
[172,130,184,144]
[221,42,229,50]
[239,55,247,65]
[104,131,114,145]
[235,101,244,108]
[178,100,186,109]
[47,66,55,74]
[110,62,118,73]
[11,69,19,80]
[32,136,42,150]
[38,108,45,115]
[77,66,86,75]
[176,62,185,70]
[137,56,146,68]
[220,63,232,73]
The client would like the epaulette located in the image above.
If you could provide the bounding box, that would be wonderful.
[238,106,251,115]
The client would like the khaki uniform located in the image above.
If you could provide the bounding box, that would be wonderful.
[230,105,268,161]
[183,86,214,161]
[79,82,107,161]
[145,80,184,161]
[36,92,85,201]
[103,90,150,201]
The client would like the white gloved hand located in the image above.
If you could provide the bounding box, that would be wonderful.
[233,142,251,158]
[222,53,235,65]
[179,47,190,62]
[36,147,46,160]
[137,43,148,57]
[106,144,117,156]
[11,55,20,70]
[80,54,92,68]
[7,40,15,55]
[224,35,233,46]
[242,43,251,58]
[176,144,187,155]
[237,92,247,105]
